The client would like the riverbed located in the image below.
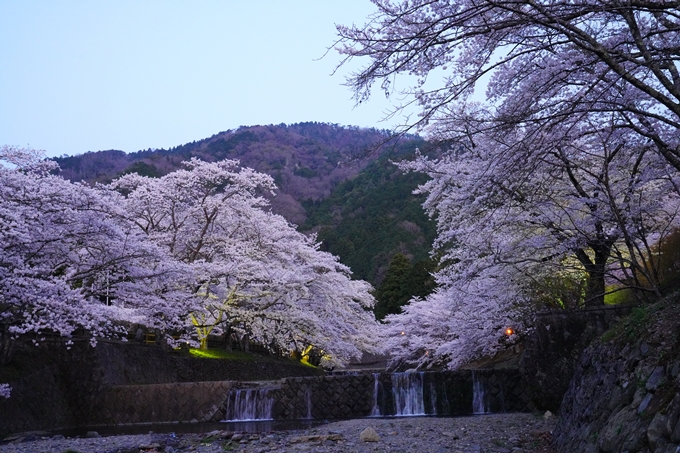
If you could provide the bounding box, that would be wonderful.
[0,413,556,453]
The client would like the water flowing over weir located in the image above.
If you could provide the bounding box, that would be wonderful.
[472,371,489,414]
[222,370,525,422]
[304,386,313,420]
[224,387,277,421]
[392,372,426,415]
[369,371,468,417]
[370,374,382,416]
[363,370,521,417]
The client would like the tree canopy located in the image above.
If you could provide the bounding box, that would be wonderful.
[113,158,380,364]
[0,147,380,385]
[337,0,680,171]
[337,0,680,369]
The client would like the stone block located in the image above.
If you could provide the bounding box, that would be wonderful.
[672,416,680,443]
[647,366,666,391]
[648,413,670,451]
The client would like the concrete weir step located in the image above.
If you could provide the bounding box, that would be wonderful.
[86,369,537,427]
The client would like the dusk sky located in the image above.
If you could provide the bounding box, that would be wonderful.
[0,1,418,158]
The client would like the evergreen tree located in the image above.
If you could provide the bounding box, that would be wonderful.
[374,254,436,321]
[374,254,412,320]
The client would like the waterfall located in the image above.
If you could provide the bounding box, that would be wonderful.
[428,381,438,415]
[304,386,313,419]
[369,373,382,416]
[224,387,275,421]
[472,371,488,414]
[391,372,425,416]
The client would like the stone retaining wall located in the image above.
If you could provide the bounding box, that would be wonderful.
[271,369,535,420]
[0,339,320,434]
[89,381,234,426]
[520,305,635,411]
[554,301,680,452]
[276,374,374,419]
[0,365,74,435]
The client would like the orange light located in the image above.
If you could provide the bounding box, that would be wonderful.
[400,331,405,336]
[505,327,515,336]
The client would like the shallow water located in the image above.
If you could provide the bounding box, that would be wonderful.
[53,418,327,438]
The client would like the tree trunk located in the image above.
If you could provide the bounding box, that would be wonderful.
[0,323,16,366]
[240,333,250,353]
[584,263,606,307]
[223,324,233,352]
[576,241,613,307]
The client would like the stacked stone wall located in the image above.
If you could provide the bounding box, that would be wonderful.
[90,381,234,426]
[0,339,320,434]
[0,365,73,435]
[276,374,374,419]
[272,369,536,420]
[520,305,634,412]
[554,301,680,453]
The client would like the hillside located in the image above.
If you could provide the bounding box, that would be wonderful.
[302,151,437,284]
[54,123,417,225]
[53,123,437,287]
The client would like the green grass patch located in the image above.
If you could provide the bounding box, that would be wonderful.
[600,305,651,343]
[188,348,257,360]
[188,348,318,368]
[604,285,634,305]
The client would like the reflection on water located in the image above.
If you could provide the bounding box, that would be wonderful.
[54,419,326,438]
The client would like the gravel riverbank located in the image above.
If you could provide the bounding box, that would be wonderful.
[0,413,556,453]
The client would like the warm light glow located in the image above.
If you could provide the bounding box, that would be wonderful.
[505,327,515,336]
[400,331,405,336]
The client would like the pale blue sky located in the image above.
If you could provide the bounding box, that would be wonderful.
[0,1,415,158]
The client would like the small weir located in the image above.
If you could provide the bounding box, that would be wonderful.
[304,386,313,420]
[366,370,514,417]
[68,369,528,432]
[224,387,277,421]
[472,371,489,414]
[391,372,425,416]
[220,370,521,424]
[370,372,440,416]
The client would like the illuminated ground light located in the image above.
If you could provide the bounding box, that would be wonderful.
[505,327,515,336]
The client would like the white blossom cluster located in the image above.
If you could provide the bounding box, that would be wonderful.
[337,0,680,369]
[386,131,680,368]
[0,146,381,396]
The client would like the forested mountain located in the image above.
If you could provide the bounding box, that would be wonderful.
[55,123,406,224]
[52,123,437,288]
[302,149,437,285]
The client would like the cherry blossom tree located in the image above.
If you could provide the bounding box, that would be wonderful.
[1,147,379,376]
[385,122,680,368]
[338,1,680,369]
[337,0,680,171]
[112,159,380,366]
[0,146,193,368]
